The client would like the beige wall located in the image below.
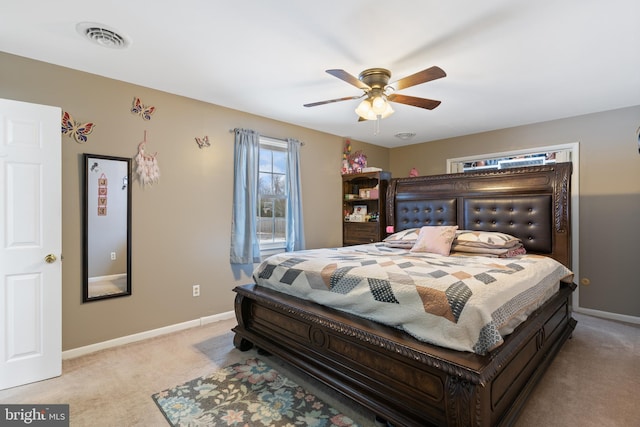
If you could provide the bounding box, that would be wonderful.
[390,106,640,318]
[0,52,389,350]
[3,50,637,351]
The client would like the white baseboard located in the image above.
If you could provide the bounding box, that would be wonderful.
[575,307,640,325]
[62,310,235,360]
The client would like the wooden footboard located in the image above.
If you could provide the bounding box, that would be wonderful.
[232,282,576,427]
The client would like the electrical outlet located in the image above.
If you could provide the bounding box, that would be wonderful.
[192,284,200,297]
[110,252,116,260]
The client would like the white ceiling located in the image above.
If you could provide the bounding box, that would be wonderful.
[2,0,639,148]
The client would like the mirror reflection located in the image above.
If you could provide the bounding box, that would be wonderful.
[83,154,132,302]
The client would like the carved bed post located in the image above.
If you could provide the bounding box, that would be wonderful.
[233,293,253,351]
[445,375,485,427]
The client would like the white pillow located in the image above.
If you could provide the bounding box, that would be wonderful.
[410,226,459,256]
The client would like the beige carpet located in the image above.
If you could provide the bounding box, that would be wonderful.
[516,312,640,427]
[88,275,128,298]
[0,312,637,426]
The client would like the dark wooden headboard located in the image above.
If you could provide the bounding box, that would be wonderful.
[386,162,572,268]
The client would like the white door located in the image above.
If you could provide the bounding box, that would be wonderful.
[0,98,62,390]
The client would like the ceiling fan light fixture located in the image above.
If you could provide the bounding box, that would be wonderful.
[379,102,394,118]
[355,99,373,120]
[355,98,394,120]
[371,95,387,114]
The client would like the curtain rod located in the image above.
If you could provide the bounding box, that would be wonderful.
[228,129,305,145]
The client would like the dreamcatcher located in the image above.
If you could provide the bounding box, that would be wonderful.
[135,131,160,186]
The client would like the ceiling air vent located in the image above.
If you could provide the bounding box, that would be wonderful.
[394,132,416,140]
[76,22,130,49]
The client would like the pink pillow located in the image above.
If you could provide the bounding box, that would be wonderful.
[410,226,459,256]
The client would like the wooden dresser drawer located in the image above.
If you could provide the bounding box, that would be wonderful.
[343,222,379,245]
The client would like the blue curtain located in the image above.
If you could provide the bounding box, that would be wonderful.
[230,129,261,264]
[286,138,306,252]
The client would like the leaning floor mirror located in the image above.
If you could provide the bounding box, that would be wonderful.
[83,154,132,302]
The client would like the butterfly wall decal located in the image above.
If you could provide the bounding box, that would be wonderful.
[195,135,210,149]
[131,97,155,120]
[61,111,95,143]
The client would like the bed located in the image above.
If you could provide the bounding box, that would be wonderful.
[232,162,576,427]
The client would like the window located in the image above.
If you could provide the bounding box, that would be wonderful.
[258,137,287,250]
[448,149,570,173]
[230,129,304,264]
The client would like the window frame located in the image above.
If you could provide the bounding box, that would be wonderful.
[257,136,288,254]
[446,146,572,173]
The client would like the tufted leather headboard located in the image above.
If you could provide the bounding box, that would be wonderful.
[386,163,572,268]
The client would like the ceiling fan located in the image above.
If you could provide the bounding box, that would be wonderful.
[304,66,446,122]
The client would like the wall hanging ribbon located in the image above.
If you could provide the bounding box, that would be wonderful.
[97,173,108,216]
[135,131,160,186]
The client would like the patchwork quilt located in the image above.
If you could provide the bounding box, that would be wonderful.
[253,244,574,355]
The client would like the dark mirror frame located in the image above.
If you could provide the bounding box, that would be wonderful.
[83,153,132,302]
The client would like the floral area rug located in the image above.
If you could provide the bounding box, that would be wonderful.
[152,358,360,427]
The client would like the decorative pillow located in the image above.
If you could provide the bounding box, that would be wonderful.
[383,228,420,248]
[453,230,522,249]
[450,244,527,258]
[410,226,458,256]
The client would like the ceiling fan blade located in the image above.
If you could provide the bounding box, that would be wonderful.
[387,94,441,110]
[326,69,371,90]
[390,66,446,91]
[303,95,363,108]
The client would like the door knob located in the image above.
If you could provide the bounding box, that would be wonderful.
[45,254,57,264]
